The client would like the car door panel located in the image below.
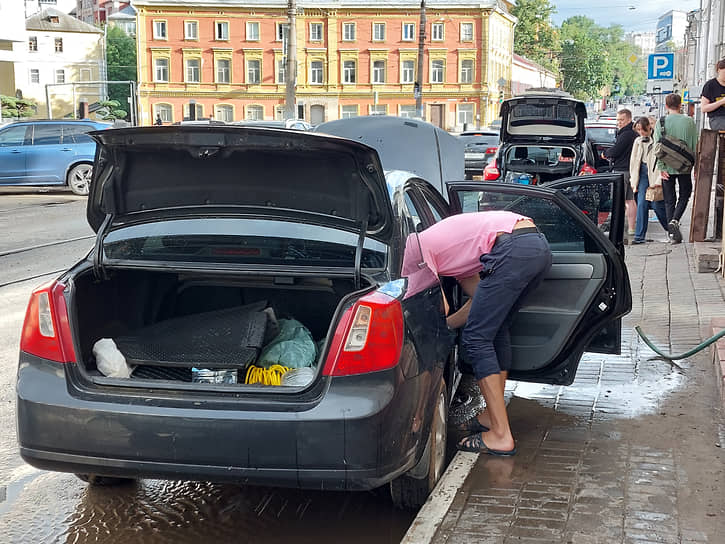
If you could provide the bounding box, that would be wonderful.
[0,125,31,182]
[24,124,65,183]
[446,179,630,385]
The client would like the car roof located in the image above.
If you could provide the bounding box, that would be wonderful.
[459,131,498,136]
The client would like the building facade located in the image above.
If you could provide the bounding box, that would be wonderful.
[133,0,516,130]
[0,1,27,99]
[655,10,688,52]
[76,0,131,25]
[14,8,105,118]
[511,54,556,96]
[625,31,655,57]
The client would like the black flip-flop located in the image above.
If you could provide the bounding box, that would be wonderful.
[455,417,489,434]
[457,433,517,456]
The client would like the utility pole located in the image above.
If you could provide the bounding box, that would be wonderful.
[285,0,297,120]
[415,0,426,119]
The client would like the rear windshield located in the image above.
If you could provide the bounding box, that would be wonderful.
[586,126,617,144]
[103,218,387,269]
[510,103,577,128]
[504,145,578,165]
[458,134,499,151]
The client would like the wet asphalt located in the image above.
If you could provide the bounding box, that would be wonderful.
[2,192,724,543]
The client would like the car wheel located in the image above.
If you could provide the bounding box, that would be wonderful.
[75,473,135,486]
[390,384,448,509]
[67,163,93,196]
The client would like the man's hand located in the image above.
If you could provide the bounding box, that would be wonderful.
[661,171,670,180]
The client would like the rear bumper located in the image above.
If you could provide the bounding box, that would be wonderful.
[17,355,423,490]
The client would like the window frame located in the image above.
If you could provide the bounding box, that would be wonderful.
[54,37,63,53]
[341,104,359,119]
[216,58,231,84]
[373,22,386,42]
[28,36,38,52]
[460,58,474,84]
[309,22,323,42]
[342,59,356,84]
[276,22,290,42]
[460,22,474,42]
[55,69,65,84]
[431,22,444,42]
[401,59,415,84]
[185,58,201,83]
[457,103,474,126]
[215,20,230,41]
[310,60,324,84]
[184,20,199,40]
[247,59,261,84]
[215,104,234,122]
[402,22,416,42]
[246,21,260,41]
[342,22,356,41]
[153,20,167,40]
[154,57,169,82]
[430,59,445,84]
[155,103,173,123]
[372,59,386,84]
[246,104,264,120]
[29,68,40,84]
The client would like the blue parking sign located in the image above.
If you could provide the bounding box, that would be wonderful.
[648,54,674,80]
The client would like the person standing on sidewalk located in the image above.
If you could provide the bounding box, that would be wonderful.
[629,117,668,244]
[700,59,725,131]
[411,211,552,456]
[602,109,638,236]
[653,93,698,244]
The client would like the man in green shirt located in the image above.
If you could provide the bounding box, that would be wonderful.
[653,93,698,244]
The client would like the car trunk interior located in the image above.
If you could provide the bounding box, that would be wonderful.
[71,268,369,387]
[503,145,579,184]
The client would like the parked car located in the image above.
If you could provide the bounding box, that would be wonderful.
[0,119,110,195]
[16,122,631,510]
[482,89,599,184]
[457,130,500,179]
[233,119,312,130]
[585,121,618,172]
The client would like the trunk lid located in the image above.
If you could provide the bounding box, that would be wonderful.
[501,90,587,145]
[86,126,394,242]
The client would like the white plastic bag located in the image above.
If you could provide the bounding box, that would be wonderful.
[93,338,134,378]
[280,367,315,387]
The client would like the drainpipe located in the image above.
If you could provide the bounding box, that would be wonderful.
[415,0,426,119]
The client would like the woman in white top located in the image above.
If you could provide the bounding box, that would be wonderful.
[629,116,668,244]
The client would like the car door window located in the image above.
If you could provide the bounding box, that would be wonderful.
[32,125,62,145]
[0,126,30,146]
[61,124,94,144]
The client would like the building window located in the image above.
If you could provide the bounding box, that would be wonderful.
[153,20,167,39]
[432,23,444,41]
[372,60,386,84]
[29,69,40,84]
[431,60,444,83]
[460,59,474,83]
[55,69,65,84]
[215,104,234,122]
[246,105,264,120]
[403,23,415,41]
[247,21,260,41]
[186,59,200,83]
[370,104,387,115]
[155,103,172,123]
[183,103,203,120]
[154,58,169,82]
[277,23,290,41]
[310,22,323,41]
[185,21,198,40]
[342,60,356,84]
[54,38,63,52]
[401,60,415,83]
[458,103,474,125]
[400,105,417,118]
[216,59,230,83]
[373,22,385,41]
[343,22,356,41]
[29,36,38,52]
[310,61,323,84]
[247,59,261,84]
[341,105,358,119]
[80,68,92,81]
[215,21,229,41]
[460,22,474,42]
[277,59,286,83]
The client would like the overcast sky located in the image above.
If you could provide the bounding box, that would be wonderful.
[551,0,700,32]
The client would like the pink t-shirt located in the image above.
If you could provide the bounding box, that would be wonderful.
[416,211,529,279]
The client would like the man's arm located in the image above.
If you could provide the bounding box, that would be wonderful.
[605,130,633,160]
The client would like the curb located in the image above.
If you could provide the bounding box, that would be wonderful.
[710,318,725,410]
[400,452,478,544]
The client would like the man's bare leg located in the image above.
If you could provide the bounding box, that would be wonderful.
[475,372,515,452]
[626,199,637,233]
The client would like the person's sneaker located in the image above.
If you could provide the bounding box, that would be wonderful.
[632,238,646,244]
[668,220,683,243]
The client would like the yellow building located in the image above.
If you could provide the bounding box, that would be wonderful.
[134,0,515,130]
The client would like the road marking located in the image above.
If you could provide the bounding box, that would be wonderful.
[400,451,478,544]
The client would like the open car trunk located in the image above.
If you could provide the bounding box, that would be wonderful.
[502,144,579,184]
[71,267,371,389]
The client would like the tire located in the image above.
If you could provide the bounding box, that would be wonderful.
[67,163,93,196]
[390,384,448,509]
[75,473,135,486]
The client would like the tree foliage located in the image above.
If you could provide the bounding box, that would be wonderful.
[105,26,136,120]
[1,95,37,119]
[511,0,558,70]
[559,17,612,100]
[96,99,127,121]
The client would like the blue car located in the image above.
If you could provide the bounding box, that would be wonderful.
[0,119,110,195]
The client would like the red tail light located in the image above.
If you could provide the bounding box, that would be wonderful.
[578,163,597,176]
[322,291,404,376]
[20,280,76,363]
[483,161,501,181]
[485,146,498,154]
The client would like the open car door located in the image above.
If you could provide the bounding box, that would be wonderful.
[447,173,631,385]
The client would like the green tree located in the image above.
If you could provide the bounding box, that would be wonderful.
[511,0,558,70]
[105,26,136,120]
[559,17,612,100]
[96,99,127,120]
[1,95,37,119]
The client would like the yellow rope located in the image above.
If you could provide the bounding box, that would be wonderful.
[244,364,292,385]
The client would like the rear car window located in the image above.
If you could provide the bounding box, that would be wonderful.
[510,103,577,128]
[32,124,62,145]
[103,218,387,269]
[586,126,617,144]
[61,124,95,144]
[459,134,499,150]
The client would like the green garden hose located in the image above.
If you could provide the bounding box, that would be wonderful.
[635,325,725,362]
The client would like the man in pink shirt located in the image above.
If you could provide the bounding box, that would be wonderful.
[414,211,552,455]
